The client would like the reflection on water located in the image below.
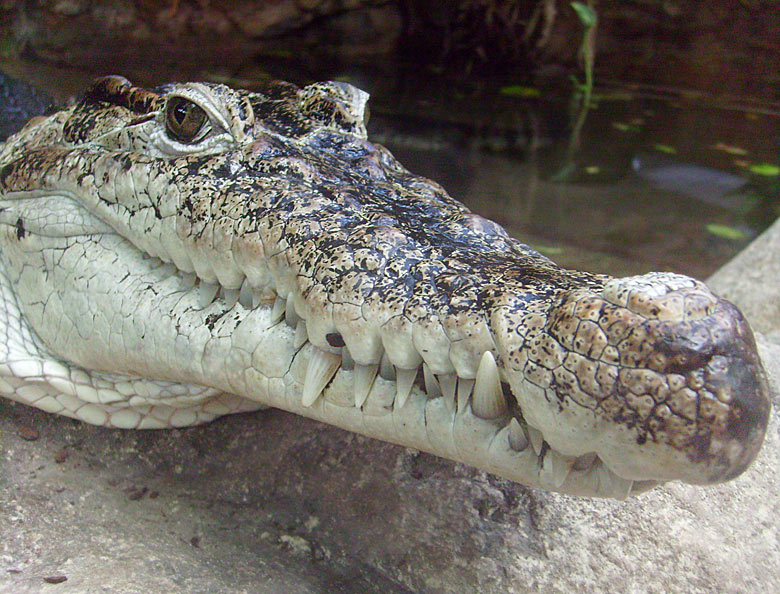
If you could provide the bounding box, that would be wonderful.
[368,78,779,279]
[2,60,777,280]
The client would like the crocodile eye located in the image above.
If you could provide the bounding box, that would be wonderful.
[165,97,208,143]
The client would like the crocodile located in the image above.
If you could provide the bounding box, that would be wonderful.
[0,76,770,498]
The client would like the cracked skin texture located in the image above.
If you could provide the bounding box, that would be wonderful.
[0,75,771,497]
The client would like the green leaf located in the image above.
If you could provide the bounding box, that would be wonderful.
[653,144,677,154]
[706,224,748,241]
[499,85,541,98]
[712,142,748,156]
[748,163,780,176]
[612,122,642,133]
[571,2,597,28]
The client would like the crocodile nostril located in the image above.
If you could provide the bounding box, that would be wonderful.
[326,332,345,348]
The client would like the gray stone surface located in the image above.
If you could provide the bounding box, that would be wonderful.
[2,231,780,593]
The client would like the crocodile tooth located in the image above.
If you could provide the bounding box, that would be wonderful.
[508,418,529,451]
[423,363,441,398]
[395,367,417,409]
[302,348,341,407]
[540,448,573,488]
[196,282,220,309]
[180,273,197,291]
[252,290,263,310]
[527,426,544,455]
[294,321,308,349]
[341,346,355,371]
[354,363,379,407]
[614,478,634,500]
[456,377,474,412]
[238,279,253,308]
[438,373,457,412]
[270,296,286,324]
[598,464,634,500]
[379,352,395,381]
[292,292,308,319]
[285,297,301,327]
[223,288,240,309]
[472,351,507,419]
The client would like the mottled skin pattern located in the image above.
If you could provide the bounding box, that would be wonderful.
[0,76,770,498]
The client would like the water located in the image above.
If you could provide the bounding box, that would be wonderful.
[3,60,777,280]
[364,72,779,279]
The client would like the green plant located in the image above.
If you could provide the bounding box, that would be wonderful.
[566,1,598,157]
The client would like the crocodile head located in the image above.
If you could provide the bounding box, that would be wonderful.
[0,76,770,498]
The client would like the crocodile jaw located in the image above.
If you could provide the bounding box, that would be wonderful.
[0,191,767,497]
[0,198,647,498]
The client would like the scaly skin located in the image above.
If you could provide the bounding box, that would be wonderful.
[0,76,770,498]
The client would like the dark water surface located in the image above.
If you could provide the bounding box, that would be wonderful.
[365,72,779,279]
[3,60,778,280]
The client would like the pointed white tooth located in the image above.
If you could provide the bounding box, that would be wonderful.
[395,367,417,409]
[294,321,308,349]
[423,363,441,398]
[597,464,634,500]
[341,346,355,371]
[293,292,308,319]
[379,352,395,381]
[285,297,301,327]
[196,282,220,309]
[508,418,529,451]
[438,373,457,412]
[223,288,240,309]
[456,377,474,412]
[540,448,574,488]
[613,477,634,500]
[238,280,254,308]
[252,290,263,309]
[472,351,508,419]
[302,348,341,407]
[354,363,379,408]
[180,273,197,291]
[270,296,286,323]
[527,426,544,455]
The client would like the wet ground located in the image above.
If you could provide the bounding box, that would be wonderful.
[2,59,778,279]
